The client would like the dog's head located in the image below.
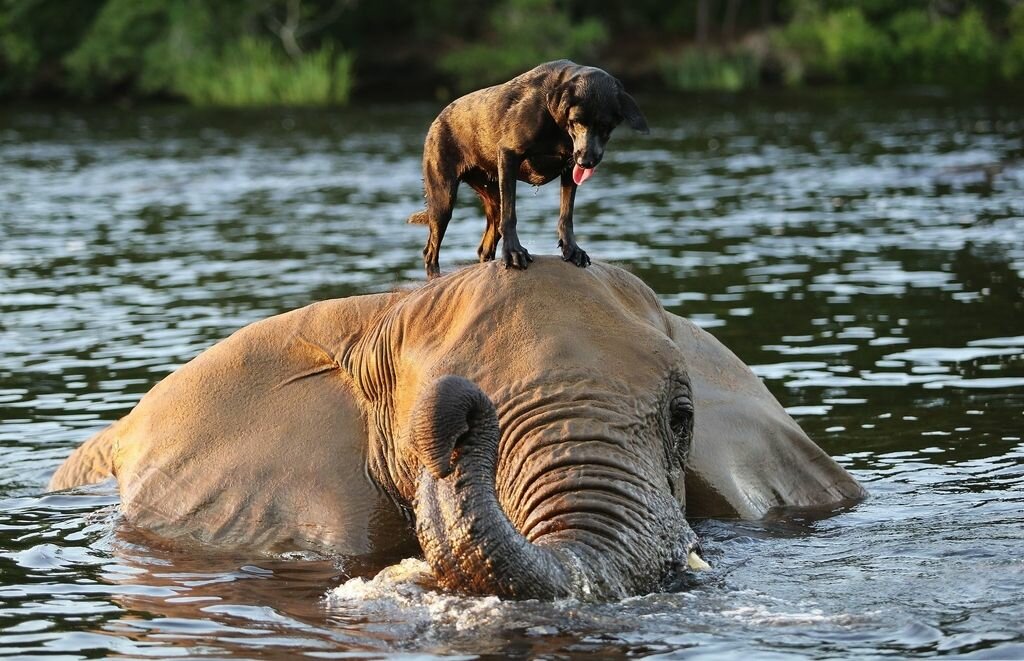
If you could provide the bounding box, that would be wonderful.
[548,65,649,175]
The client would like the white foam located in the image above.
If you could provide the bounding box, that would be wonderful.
[325,559,519,633]
[721,604,876,627]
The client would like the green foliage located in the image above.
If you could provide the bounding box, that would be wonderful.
[1002,3,1024,82]
[1,0,1022,101]
[438,0,607,92]
[0,20,39,94]
[660,49,761,92]
[818,7,892,82]
[63,0,172,95]
[773,2,1004,87]
[0,0,104,94]
[57,0,352,105]
[889,8,997,86]
[178,38,351,106]
[774,5,893,83]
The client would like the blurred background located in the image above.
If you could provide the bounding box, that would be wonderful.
[2,0,1023,105]
[2,1,1023,658]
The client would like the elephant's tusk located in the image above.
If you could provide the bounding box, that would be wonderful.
[687,550,711,571]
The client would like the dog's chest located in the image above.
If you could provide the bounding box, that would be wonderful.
[516,157,564,185]
[519,139,572,185]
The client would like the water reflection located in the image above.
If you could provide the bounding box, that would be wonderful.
[1,92,1023,657]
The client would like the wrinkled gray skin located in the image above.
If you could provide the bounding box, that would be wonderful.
[50,259,866,600]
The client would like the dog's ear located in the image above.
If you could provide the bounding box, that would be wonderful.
[618,88,649,134]
[548,80,575,126]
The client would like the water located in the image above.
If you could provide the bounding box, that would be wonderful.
[2,91,1023,658]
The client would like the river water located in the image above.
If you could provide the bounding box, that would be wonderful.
[1,92,1022,659]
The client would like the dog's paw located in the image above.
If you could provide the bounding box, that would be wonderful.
[502,245,533,270]
[558,241,591,268]
[477,244,497,263]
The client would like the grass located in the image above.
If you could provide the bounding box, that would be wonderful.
[176,38,352,107]
[659,49,761,92]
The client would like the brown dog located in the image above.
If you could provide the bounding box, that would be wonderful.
[408,60,649,278]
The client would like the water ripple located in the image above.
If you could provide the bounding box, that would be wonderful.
[2,94,1023,657]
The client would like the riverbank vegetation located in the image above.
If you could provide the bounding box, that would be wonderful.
[2,0,1022,105]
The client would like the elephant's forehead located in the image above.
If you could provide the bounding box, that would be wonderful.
[416,258,665,321]
[397,258,683,386]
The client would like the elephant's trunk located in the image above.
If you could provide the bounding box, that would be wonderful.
[410,376,577,598]
[409,376,697,600]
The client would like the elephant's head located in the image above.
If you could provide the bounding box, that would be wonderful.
[54,256,866,601]
[345,258,702,599]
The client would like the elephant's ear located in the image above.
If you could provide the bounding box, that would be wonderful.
[49,421,121,491]
[664,312,866,520]
[96,293,417,558]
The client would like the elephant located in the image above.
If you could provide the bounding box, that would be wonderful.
[50,257,866,600]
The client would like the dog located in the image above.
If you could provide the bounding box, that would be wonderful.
[408,60,649,278]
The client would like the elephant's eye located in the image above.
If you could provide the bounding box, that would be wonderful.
[669,395,694,458]
[670,395,694,426]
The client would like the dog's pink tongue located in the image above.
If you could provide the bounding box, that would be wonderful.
[573,164,595,186]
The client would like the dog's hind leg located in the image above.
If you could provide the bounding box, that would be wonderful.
[419,165,458,279]
[468,178,501,262]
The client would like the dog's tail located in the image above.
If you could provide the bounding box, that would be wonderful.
[407,209,430,225]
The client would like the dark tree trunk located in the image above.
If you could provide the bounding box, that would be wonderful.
[724,0,741,43]
[760,0,773,28]
[696,0,712,47]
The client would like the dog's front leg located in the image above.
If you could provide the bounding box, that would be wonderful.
[498,148,533,270]
[557,169,590,267]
